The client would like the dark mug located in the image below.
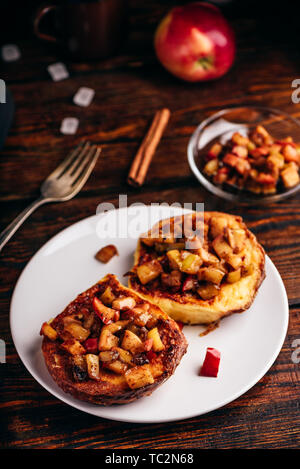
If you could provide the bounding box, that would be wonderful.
[34,0,128,60]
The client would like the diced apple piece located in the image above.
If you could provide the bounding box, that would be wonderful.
[182,275,196,291]
[247,141,256,151]
[121,330,143,354]
[40,322,57,341]
[99,350,119,363]
[61,339,86,356]
[207,142,222,159]
[256,172,276,185]
[125,365,154,389]
[232,145,248,158]
[269,143,282,154]
[93,297,116,324]
[167,250,182,270]
[225,227,236,250]
[230,228,246,253]
[198,247,219,265]
[223,152,239,168]
[213,167,230,184]
[226,253,243,270]
[235,158,251,175]
[267,153,285,170]
[197,267,225,285]
[86,354,100,380]
[282,144,299,163]
[144,338,153,352]
[136,260,162,285]
[210,216,228,239]
[100,286,116,306]
[256,125,273,143]
[226,269,241,283]
[197,284,220,300]
[203,158,219,176]
[95,244,118,263]
[98,328,119,351]
[212,235,232,259]
[64,322,90,341]
[251,125,273,145]
[223,153,251,176]
[147,327,165,352]
[112,347,133,365]
[161,270,182,289]
[281,162,300,188]
[185,234,203,250]
[231,132,249,146]
[106,320,130,334]
[250,146,269,158]
[83,313,94,329]
[131,307,152,327]
[106,360,128,375]
[112,296,136,311]
[180,253,202,274]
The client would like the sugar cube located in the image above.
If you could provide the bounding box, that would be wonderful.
[60,117,79,135]
[2,44,21,62]
[48,62,69,82]
[73,87,95,107]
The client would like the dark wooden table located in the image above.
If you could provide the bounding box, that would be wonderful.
[0,1,299,449]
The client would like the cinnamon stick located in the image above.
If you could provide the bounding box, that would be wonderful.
[127,108,171,187]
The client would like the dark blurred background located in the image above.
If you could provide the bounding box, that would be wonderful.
[1,0,300,45]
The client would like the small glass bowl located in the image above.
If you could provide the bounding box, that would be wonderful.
[187,105,300,205]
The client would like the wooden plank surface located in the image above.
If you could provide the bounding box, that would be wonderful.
[0,0,299,449]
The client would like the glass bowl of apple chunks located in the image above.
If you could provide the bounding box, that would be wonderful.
[188,106,300,204]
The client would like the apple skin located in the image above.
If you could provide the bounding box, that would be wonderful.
[154,2,236,82]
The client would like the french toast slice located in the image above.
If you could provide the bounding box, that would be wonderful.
[41,274,187,405]
[129,212,265,324]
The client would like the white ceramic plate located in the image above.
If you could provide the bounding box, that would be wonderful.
[10,205,289,423]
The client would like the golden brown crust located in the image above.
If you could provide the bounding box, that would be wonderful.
[129,212,265,324]
[42,274,187,405]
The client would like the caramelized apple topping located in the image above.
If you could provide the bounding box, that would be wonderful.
[95,244,118,263]
[125,365,154,389]
[135,213,256,301]
[40,322,58,341]
[136,260,162,285]
[40,281,168,389]
[203,126,300,194]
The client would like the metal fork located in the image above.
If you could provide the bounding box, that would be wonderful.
[0,141,101,253]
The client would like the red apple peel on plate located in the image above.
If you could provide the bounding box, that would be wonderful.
[200,347,221,377]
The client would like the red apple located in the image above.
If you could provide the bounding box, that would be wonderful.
[154,2,236,82]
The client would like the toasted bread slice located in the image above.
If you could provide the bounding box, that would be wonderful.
[41,274,187,405]
[129,212,265,324]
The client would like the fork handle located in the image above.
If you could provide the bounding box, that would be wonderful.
[0,196,48,253]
